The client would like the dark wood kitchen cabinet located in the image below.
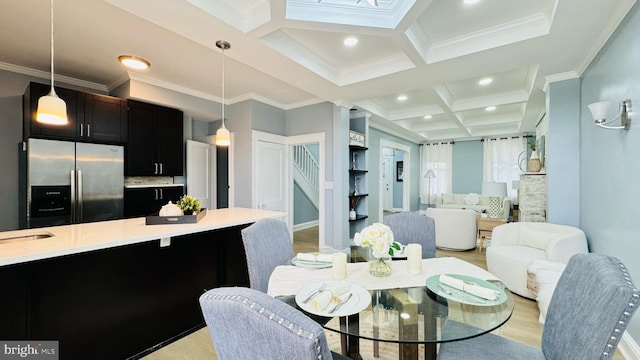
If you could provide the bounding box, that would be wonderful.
[124,186,184,218]
[23,82,127,144]
[126,100,184,176]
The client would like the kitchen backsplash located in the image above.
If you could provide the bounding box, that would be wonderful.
[124,176,175,186]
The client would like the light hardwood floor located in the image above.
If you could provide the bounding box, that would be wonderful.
[143,226,623,359]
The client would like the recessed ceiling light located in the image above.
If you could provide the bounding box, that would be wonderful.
[397,95,408,102]
[118,55,150,70]
[343,37,358,47]
[478,77,493,86]
[423,115,432,119]
[485,106,496,111]
[463,0,481,5]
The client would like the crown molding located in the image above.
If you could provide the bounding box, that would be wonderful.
[0,62,107,92]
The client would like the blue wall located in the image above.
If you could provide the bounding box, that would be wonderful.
[571,2,640,341]
[452,141,483,193]
[393,149,404,208]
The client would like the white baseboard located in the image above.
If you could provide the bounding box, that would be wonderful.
[619,332,640,360]
[293,220,319,232]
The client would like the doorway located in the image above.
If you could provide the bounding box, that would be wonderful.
[379,139,410,220]
[252,131,325,249]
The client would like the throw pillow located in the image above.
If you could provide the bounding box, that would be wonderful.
[464,193,480,205]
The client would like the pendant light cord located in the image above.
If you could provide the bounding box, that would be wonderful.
[49,0,56,95]
[221,46,225,128]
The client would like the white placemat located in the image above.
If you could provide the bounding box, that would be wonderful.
[267,257,499,297]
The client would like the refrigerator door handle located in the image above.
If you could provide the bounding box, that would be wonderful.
[77,170,83,223]
[70,170,77,223]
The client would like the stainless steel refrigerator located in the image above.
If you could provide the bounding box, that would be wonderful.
[20,138,124,228]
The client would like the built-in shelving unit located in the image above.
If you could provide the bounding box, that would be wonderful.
[348,115,369,239]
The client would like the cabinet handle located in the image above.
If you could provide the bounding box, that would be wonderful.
[160,163,164,174]
[80,125,83,137]
[154,189,159,200]
[87,124,91,137]
[160,188,164,200]
[154,163,158,175]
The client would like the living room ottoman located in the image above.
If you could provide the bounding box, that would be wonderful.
[485,222,588,299]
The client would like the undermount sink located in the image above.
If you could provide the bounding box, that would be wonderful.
[0,232,53,243]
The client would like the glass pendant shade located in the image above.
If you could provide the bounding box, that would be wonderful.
[215,126,230,146]
[37,89,68,125]
[37,0,68,126]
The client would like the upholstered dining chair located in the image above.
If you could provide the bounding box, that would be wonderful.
[241,218,294,293]
[437,253,639,360]
[200,287,351,360]
[383,212,436,258]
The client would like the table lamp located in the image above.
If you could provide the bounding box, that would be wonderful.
[482,182,507,218]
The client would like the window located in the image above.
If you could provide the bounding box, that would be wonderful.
[483,136,527,199]
[420,143,453,203]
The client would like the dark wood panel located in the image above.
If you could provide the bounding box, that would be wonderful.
[0,224,251,360]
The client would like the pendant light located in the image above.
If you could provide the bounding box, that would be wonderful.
[36,0,68,125]
[215,40,231,147]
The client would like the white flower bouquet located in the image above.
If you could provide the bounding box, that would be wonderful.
[353,223,402,258]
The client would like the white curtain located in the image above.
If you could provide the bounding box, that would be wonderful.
[483,136,527,199]
[420,143,453,204]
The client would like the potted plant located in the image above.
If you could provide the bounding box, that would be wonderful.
[177,195,201,215]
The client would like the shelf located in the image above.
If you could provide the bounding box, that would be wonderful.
[349,145,368,151]
[349,215,368,222]
[349,193,368,198]
[349,169,368,174]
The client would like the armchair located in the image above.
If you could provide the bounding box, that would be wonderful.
[486,222,588,298]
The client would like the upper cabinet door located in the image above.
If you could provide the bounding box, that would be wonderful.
[155,106,183,176]
[125,100,184,176]
[84,94,127,144]
[24,82,83,141]
[126,100,157,176]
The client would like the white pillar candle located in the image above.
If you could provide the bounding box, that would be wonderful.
[332,252,347,279]
[406,243,422,275]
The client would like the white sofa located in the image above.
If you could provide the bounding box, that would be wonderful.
[433,193,511,219]
[486,222,588,299]
[424,208,477,251]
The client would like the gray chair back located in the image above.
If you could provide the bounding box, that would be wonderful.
[542,253,639,360]
[383,212,436,258]
[241,218,294,293]
[199,287,334,360]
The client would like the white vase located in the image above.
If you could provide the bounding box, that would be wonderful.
[349,209,356,220]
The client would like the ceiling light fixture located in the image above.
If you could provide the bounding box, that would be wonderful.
[118,55,150,70]
[423,115,432,119]
[587,99,631,130]
[344,37,358,47]
[397,95,408,102]
[215,40,231,147]
[463,0,481,5]
[485,106,496,111]
[478,77,493,86]
[36,0,68,126]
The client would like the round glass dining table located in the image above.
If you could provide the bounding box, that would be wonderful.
[318,283,514,360]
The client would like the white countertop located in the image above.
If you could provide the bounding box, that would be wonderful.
[124,183,185,188]
[0,208,285,267]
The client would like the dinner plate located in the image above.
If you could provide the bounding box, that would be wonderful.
[295,281,371,317]
[425,274,507,306]
[291,256,333,269]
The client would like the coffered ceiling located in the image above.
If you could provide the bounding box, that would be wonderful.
[0,0,635,142]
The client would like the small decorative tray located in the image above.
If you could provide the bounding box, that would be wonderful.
[145,209,207,225]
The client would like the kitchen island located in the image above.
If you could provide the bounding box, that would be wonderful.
[0,208,285,359]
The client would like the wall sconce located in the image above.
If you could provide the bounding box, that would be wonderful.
[587,99,631,130]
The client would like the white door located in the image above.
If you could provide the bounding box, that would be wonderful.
[255,140,287,211]
[382,156,393,211]
[186,140,211,208]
